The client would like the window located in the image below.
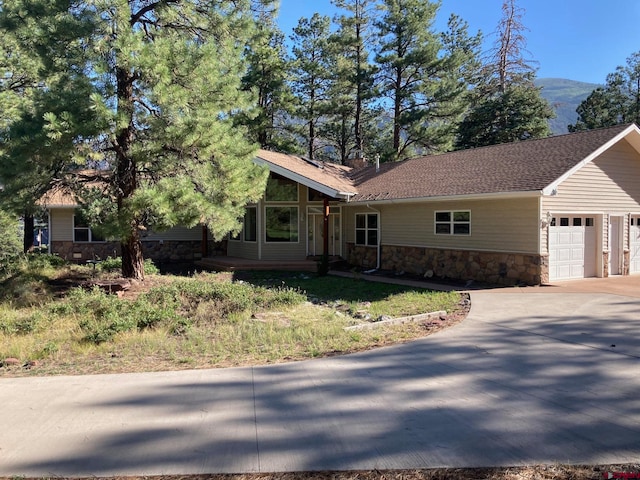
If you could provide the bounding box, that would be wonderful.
[265,206,298,242]
[435,211,470,235]
[265,174,298,202]
[73,212,104,242]
[355,213,378,246]
[244,207,257,242]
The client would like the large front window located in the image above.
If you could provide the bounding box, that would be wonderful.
[265,206,298,242]
[355,213,378,246]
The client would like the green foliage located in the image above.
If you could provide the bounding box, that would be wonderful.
[375,0,477,161]
[0,210,22,263]
[289,13,335,159]
[0,0,268,280]
[457,81,555,148]
[456,0,553,148]
[99,256,159,275]
[569,51,640,131]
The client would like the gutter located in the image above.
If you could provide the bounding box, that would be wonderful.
[348,190,543,206]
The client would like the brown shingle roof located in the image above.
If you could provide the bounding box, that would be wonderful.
[256,149,356,197]
[349,124,636,202]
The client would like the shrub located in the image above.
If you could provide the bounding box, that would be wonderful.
[99,256,159,275]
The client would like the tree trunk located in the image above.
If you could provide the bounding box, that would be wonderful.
[23,213,34,253]
[121,229,144,280]
[116,59,144,280]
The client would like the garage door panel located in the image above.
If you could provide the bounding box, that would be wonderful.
[630,219,640,274]
[549,217,596,281]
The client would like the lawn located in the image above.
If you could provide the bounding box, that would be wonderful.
[0,254,465,377]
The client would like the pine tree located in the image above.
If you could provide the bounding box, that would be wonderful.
[289,13,334,160]
[238,3,297,151]
[375,0,471,161]
[0,0,268,279]
[456,0,553,148]
[324,0,378,162]
[569,52,640,131]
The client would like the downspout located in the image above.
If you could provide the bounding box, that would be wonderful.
[258,200,263,260]
[366,203,381,270]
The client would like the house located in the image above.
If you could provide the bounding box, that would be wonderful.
[42,123,640,285]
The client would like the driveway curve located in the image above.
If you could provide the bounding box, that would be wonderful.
[1,288,640,477]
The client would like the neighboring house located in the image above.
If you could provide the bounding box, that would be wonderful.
[42,123,640,285]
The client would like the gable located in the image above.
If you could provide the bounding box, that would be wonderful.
[544,138,640,212]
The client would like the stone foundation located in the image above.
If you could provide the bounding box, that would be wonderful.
[347,243,547,286]
[52,240,203,264]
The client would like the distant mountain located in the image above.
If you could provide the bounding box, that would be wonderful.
[535,78,601,135]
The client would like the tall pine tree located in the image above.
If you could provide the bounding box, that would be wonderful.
[0,0,268,279]
[323,0,378,163]
[289,13,334,160]
[456,0,553,148]
[237,3,296,151]
[375,0,472,161]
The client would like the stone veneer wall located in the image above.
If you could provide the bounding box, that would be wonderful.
[52,240,203,263]
[347,243,548,286]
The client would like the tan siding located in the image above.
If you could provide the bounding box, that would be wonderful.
[227,238,259,259]
[50,208,74,242]
[543,140,640,213]
[345,197,540,254]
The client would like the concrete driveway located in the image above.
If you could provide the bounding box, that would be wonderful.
[1,285,640,477]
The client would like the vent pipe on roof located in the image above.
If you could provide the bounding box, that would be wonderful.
[375,154,380,173]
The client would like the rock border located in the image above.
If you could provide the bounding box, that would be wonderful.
[345,310,447,331]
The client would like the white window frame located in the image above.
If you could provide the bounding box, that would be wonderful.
[435,210,471,236]
[355,212,379,246]
[73,213,104,243]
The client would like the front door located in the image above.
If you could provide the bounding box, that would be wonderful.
[308,207,341,257]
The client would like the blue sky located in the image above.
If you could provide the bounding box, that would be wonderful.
[277,0,640,85]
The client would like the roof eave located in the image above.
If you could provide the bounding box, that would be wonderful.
[254,156,357,200]
[347,190,543,205]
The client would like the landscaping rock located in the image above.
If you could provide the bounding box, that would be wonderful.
[2,357,21,367]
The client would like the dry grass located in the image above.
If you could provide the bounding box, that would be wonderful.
[3,464,639,480]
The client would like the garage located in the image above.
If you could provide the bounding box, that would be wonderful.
[549,216,596,281]
[630,216,640,274]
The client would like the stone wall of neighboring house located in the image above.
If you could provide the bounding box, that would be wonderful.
[347,243,548,286]
[51,240,203,264]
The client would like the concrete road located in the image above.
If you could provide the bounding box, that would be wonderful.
[1,290,640,477]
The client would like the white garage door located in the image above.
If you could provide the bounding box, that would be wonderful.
[630,216,640,274]
[549,216,596,281]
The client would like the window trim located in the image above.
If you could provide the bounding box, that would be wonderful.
[73,213,105,243]
[355,212,379,247]
[434,210,471,236]
[244,206,257,243]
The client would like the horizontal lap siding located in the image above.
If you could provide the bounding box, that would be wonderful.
[543,140,640,213]
[227,238,259,259]
[344,197,540,254]
[50,209,74,242]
